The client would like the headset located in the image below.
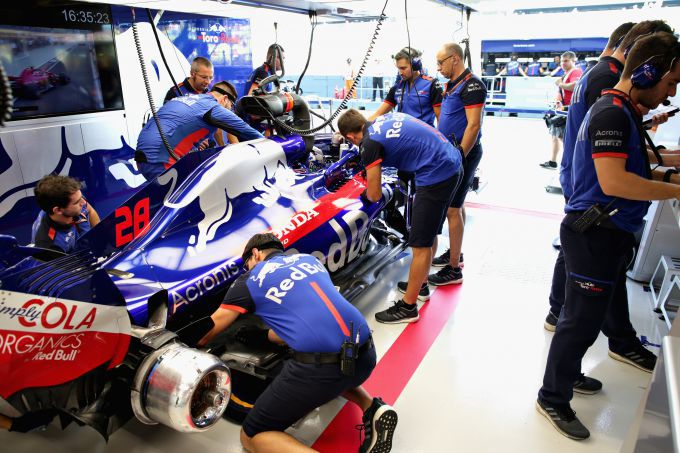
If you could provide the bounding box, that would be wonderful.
[631,44,680,89]
[266,44,285,69]
[394,47,422,72]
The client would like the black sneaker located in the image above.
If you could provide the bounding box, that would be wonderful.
[535,398,590,440]
[539,160,557,169]
[428,265,463,286]
[432,249,450,267]
[573,374,602,395]
[396,281,430,301]
[609,345,657,373]
[431,249,464,268]
[544,312,558,332]
[375,300,419,324]
[358,397,398,453]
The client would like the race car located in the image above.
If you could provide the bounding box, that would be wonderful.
[9,63,70,100]
[0,92,409,438]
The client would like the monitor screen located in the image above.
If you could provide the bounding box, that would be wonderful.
[0,1,124,120]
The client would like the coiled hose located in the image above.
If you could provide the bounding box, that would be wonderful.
[131,8,178,161]
[256,0,390,136]
[0,61,12,126]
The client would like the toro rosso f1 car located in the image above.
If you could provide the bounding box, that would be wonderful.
[0,92,408,437]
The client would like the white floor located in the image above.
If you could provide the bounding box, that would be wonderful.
[0,117,668,452]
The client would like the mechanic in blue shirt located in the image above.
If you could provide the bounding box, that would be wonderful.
[199,233,397,453]
[368,47,443,127]
[548,55,565,77]
[31,175,100,253]
[526,57,544,76]
[243,44,284,97]
[338,109,462,324]
[498,55,527,77]
[422,43,487,288]
[163,57,214,103]
[537,32,680,441]
[135,81,264,181]
[545,21,637,331]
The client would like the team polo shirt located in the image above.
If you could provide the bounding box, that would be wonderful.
[163,77,208,104]
[566,90,650,233]
[360,112,461,187]
[438,69,487,148]
[243,63,275,96]
[526,62,542,76]
[559,68,583,106]
[31,206,91,253]
[221,252,370,353]
[505,60,522,76]
[560,56,623,198]
[136,94,263,167]
[384,75,443,126]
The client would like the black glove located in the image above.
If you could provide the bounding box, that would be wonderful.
[234,325,271,348]
[9,410,57,433]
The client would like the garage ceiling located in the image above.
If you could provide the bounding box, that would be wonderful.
[83,0,675,19]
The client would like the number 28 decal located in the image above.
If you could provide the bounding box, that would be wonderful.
[115,197,150,247]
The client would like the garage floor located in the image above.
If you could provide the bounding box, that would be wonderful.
[0,116,667,452]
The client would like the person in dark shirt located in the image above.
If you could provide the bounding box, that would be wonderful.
[536,32,680,441]
[31,175,100,253]
[338,109,462,323]
[526,57,545,76]
[368,47,443,127]
[243,44,285,97]
[544,20,674,332]
[163,56,214,103]
[135,81,263,181]
[425,42,487,287]
[199,233,397,453]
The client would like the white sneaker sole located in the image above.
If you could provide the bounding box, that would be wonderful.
[363,405,398,453]
[543,321,556,332]
[375,314,420,324]
[608,350,654,373]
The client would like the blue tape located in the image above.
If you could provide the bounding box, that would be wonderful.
[641,335,661,348]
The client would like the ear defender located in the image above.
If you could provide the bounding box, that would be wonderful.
[410,56,422,72]
[631,60,661,89]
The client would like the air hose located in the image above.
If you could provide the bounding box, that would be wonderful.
[146,9,181,99]
[295,11,317,94]
[131,8,178,161]
[255,0,390,136]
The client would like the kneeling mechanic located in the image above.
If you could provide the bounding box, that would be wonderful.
[199,233,398,453]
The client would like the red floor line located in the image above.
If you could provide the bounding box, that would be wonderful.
[465,201,564,220]
[311,285,463,452]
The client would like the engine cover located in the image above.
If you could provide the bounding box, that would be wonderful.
[131,342,231,432]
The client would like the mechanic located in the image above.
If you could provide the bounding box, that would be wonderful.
[526,56,545,76]
[422,42,487,288]
[497,54,527,77]
[31,175,100,253]
[163,56,214,103]
[198,233,398,453]
[338,109,462,323]
[544,21,674,332]
[135,81,263,181]
[243,44,285,97]
[537,32,680,440]
[368,47,443,127]
[539,51,583,169]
